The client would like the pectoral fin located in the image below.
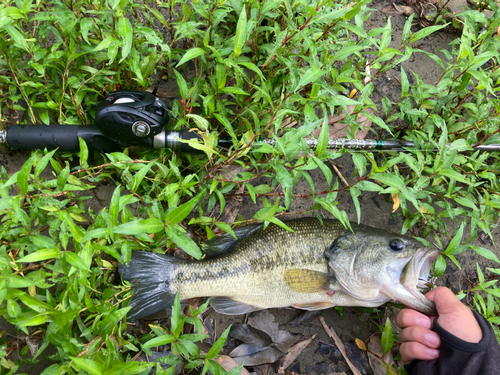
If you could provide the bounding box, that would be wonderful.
[210,297,260,315]
[284,269,336,294]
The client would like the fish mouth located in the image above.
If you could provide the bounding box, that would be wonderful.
[400,248,439,314]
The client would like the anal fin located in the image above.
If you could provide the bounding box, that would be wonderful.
[293,302,334,310]
[210,297,260,315]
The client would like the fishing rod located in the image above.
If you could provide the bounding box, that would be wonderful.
[1,89,499,152]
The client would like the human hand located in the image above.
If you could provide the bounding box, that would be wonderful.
[396,287,482,364]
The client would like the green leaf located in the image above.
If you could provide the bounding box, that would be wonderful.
[361,111,393,135]
[109,186,121,227]
[206,326,231,359]
[295,64,326,91]
[18,154,35,195]
[455,196,478,211]
[100,307,131,337]
[31,235,55,248]
[131,162,153,193]
[169,227,202,259]
[173,69,187,100]
[334,45,366,61]
[381,317,394,354]
[176,48,205,67]
[113,218,164,235]
[371,173,405,190]
[444,221,465,255]
[18,293,55,312]
[78,137,89,170]
[166,194,202,225]
[221,86,249,96]
[402,14,414,43]
[186,114,210,131]
[310,155,333,186]
[117,17,133,62]
[81,228,109,242]
[470,246,500,263]
[234,7,247,57]
[409,24,447,43]
[400,67,409,98]
[17,248,60,263]
[316,115,329,157]
[4,24,30,52]
[350,187,361,224]
[433,255,447,277]
[71,357,104,375]
[143,334,175,350]
[356,180,383,192]
[65,252,90,271]
[171,293,184,338]
[9,275,35,288]
[379,18,392,52]
[437,169,468,184]
[34,149,57,178]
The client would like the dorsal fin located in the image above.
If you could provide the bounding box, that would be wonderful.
[202,223,264,258]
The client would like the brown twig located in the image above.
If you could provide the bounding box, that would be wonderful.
[319,316,362,375]
[76,335,101,358]
[329,160,349,187]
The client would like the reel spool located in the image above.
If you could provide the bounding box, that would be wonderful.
[94,90,170,144]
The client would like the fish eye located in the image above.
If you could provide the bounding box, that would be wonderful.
[389,239,404,252]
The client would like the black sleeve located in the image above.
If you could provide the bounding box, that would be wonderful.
[405,310,500,375]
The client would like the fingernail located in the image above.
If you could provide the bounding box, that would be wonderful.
[426,348,439,359]
[417,317,431,328]
[425,333,440,347]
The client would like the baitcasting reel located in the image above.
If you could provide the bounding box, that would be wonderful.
[1,89,204,153]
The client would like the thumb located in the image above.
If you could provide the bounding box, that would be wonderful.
[424,287,463,316]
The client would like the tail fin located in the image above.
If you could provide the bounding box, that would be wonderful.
[119,251,180,320]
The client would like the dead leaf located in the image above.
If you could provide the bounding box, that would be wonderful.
[381,4,414,15]
[277,334,316,371]
[367,334,394,375]
[216,355,251,375]
[288,310,322,327]
[247,310,280,343]
[419,206,429,214]
[246,311,300,352]
[319,316,362,375]
[394,4,415,15]
[229,345,283,366]
[217,165,249,225]
[391,193,400,213]
[230,324,274,347]
[253,364,275,375]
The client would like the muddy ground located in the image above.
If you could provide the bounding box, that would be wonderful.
[1,0,499,374]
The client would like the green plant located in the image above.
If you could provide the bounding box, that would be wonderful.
[1,0,500,373]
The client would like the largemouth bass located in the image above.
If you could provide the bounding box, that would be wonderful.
[120,218,438,320]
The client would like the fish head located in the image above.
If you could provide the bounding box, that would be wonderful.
[325,226,439,315]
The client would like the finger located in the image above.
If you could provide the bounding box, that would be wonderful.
[400,326,441,349]
[396,308,433,329]
[400,341,440,364]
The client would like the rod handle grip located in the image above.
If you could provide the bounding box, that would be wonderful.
[6,125,80,151]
